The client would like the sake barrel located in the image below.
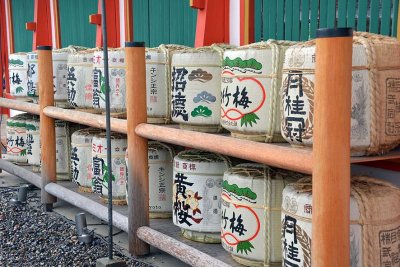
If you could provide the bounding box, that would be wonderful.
[67,49,96,108]
[281,32,400,156]
[92,49,126,112]
[173,150,231,243]
[71,128,102,192]
[53,46,86,106]
[146,45,187,123]
[91,132,127,203]
[6,114,30,163]
[55,120,71,180]
[170,45,230,133]
[27,51,39,97]
[125,142,175,218]
[26,116,41,166]
[9,53,29,98]
[221,164,302,266]
[281,176,400,267]
[221,41,294,142]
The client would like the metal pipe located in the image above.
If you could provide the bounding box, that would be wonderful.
[0,159,42,188]
[0,98,40,114]
[137,226,231,267]
[44,183,128,232]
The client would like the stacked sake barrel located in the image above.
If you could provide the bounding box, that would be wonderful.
[221,164,302,266]
[125,142,175,218]
[6,114,32,163]
[91,132,127,204]
[71,128,102,192]
[92,49,126,114]
[282,176,400,267]
[170,45,231,132]
[67,48,98,109]
[281,32,400,155]
[173,150,230,243]
[26,116,41,170]
[221,41,294,142]
[27,51,39,97]
[8,53,29,99]
[146,45,188,123]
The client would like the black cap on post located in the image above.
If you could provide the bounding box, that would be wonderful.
[316,28,353,38]
[125,42,145,47]
[36,46,52,50]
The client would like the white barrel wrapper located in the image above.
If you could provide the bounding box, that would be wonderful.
[26,116,41,166]
[27,51,39,97]
[6,114,30,163]
[9,53,29,98]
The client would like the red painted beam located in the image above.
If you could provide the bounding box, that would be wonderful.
[191,0,229,47]
[26,0,52,49]
[0,0,11,116]
[89,0,120,48]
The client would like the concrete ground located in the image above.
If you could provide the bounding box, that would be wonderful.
[0,170,189,267]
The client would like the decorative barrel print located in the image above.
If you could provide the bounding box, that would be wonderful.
[26,116,41,166]
[173,150,230,243]
[92,49,126,112]
[91,132,127,203]
[55,120,71,180]
[125,142,175,218]
[170,46,230,132]
[282,176,400,267]
[71,128,102,192]
[281,33,400,156]
[221,164,302,266]
[221,41,293,142]
[27,51,39,97]
[9,53,29,98]
[6,114,31,163]
[146,45,187,123]
[67,49,95,108]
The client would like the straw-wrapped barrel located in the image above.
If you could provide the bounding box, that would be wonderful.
[281,32,400,155]
[26,116,41,167]
[170,45,231,132]
[281,176,400,267]
[9,53,29,99]
[221,164,302,266]
[6,114,31,163]
[173,150,231,243]
[221,41,294,142]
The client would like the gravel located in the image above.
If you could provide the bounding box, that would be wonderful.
[0,186,150,267]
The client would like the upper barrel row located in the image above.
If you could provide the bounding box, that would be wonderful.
[8,32,400,156]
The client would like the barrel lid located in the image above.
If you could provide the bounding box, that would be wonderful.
[175,149,228,163]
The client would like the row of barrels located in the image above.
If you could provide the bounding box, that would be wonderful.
[5,114,400,266]
[8,32,400,156]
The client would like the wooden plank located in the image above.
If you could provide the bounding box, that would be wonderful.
[254,0,262,41]
[133,0,150,45]
[285,0,293,40]
[292,0,300,40]
[346,0,356,28]
[381,0,392,35]
[369,0,380,33]
[125,42,149,256]
[264,0,270,39]
[300,0,310,41]
[0,98,40,114]
[357,0,368,32]
[337,0,347,27]
[148,0,170,46]
[268,0,277,40]
[393,0,399,37]
[319,0,328,28]
[277,0,285,39]
[313,28,353,267]
[37,46,57,210]
[326,0,336,28]
[309,0,319,38]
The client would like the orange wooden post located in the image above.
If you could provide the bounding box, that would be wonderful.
[312,28,353,267]
[37,46,57,211]
[191,0,230,47]
[125,42,149,256]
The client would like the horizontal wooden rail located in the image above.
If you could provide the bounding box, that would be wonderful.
[0,98,40,115]
[0,159,42,188]
[136,123,314,174]
[137,226,231,267]
[43,106,127,133]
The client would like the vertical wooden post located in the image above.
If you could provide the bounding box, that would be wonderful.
[125,41,149,256]
[38,46,56,211]
[312,28,353,267]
